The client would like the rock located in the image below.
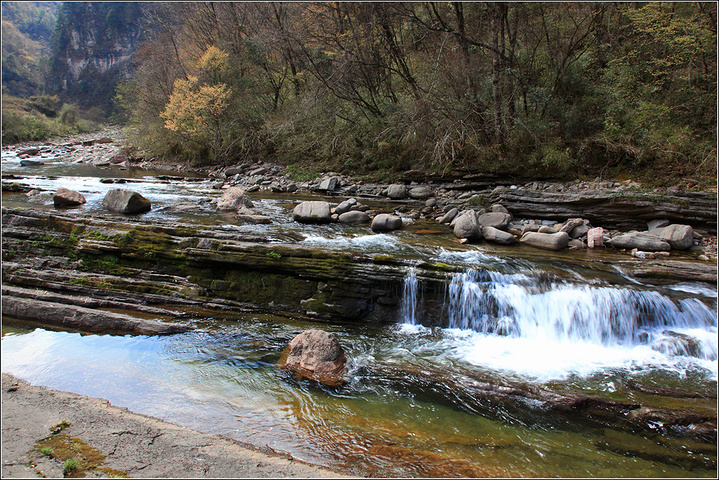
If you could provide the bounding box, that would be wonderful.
[387,184,407,199]
[1,295,189,335]
[482,226,516,245]
[439,207,459,224]
[647,219,671,231]
[19,159,43,166]
[408,186,434,200]
[519,231,570,250]
[338,211,370,224]
[371,213,403,232]
[216,187,254,211]
[453,210,482,240]
[236,207,272,224]
[17,148,40,156]
[538,225,556,234]
[559,218,585,234]
[279,329,347,386]
[651,331,702,358]
[652,224,694,250]
[293,201,332,224]
[425,198,437,208]
[568,239,586,249]
[587,227,604,248]
[478,212,511,229]
[53,187,86,207]
[102,189,151,214]
[224,166,244,177]
[608,231,671,252]
[570,224,590,239]
[318,177,339,191]
[490,204,509,213]
[334,198,357,215]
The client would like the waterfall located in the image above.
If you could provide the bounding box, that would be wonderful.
[445,269,716,347]
[398,267,718,368]
[400,268,420,325]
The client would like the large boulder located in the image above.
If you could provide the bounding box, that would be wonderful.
[338,211,370,224]
[293,201,332,224]
[279,329,347,386]
[102,189,151,214]
[217,187,254,211]
[651,224,694,250]
[478,212,511,229]
[453,210,482,240]
[387,184,407,199]
[608,231,671,252]
[371,213,403,232]
[53,187,86,207]
[482,226,516,245]
[519,231,570,250]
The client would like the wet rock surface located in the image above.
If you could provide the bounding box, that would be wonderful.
[280,329,348,387]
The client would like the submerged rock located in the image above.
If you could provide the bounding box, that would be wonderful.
[279,329,347,386]
[53,187,86,207]
[102,189,151,214]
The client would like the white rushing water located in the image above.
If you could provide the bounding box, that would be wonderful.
[399,268,718,381]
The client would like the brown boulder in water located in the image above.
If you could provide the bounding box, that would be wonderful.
[279,329,347,386]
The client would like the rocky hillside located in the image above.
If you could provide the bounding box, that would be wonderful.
[47,2,146,111]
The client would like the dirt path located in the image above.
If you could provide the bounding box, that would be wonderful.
[1,373,352,478]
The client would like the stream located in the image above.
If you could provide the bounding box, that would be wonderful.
[2,145,717,477]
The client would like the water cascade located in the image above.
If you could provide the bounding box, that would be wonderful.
[401,268,718,380]
[400,267,420,325]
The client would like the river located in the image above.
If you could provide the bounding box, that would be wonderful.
[2,144,717,477]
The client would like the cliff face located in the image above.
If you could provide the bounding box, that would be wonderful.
[48,2,146,111]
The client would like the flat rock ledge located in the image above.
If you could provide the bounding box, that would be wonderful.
[1,373,347,479]
[1,295,191,336]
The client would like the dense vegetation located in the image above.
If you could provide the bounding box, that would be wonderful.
[3,2,716,188]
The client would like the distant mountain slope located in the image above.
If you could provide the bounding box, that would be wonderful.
[1,2,58,97]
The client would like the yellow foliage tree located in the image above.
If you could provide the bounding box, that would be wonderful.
[160,75,232,160]
[197,46,230,84]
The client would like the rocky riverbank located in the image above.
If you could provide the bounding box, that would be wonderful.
[3,127,717,264]
[1,373,350,478]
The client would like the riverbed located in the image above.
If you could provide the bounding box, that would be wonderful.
[2,140,717,478]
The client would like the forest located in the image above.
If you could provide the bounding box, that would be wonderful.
[3,2,718,186]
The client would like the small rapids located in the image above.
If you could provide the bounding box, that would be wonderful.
[399,267,718,381]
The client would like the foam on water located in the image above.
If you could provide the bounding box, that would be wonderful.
[397,267,718,381]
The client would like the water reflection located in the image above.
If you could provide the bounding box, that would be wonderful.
[2,313,716,478]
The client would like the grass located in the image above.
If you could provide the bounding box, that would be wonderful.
[63,458,79,476]
[41,447,54,457]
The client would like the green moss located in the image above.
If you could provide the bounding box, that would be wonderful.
[32,433,127,479]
